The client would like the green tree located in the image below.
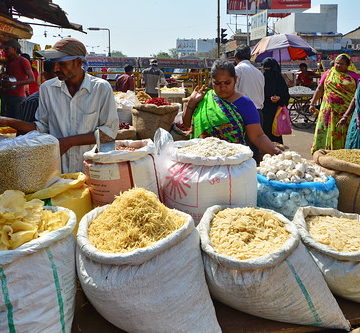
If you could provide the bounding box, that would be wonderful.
[111,50,127,57]
[151,51,171,59]
[168,48,179,59]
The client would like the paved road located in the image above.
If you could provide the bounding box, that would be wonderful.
[283,126,315,160]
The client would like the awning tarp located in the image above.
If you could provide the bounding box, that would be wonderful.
[3,0,82,31]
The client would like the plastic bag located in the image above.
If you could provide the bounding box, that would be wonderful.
[26,173,93,234]
[83,139,159,206]
[155,129,257,223]
[257,174,339,219]
[115,91,139,124]
[272,106,292,136]
[0,131,61,194]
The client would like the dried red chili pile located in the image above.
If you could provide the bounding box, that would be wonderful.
[144,97,171,106]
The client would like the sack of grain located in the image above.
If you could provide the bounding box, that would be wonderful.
[77,189,221,333]
[132,103,179,139]
[0,131,61,194]
[197,205,350,330]
[313,149,360,214]
[156,132,257,223]
[83,139,159,206]
[294,206,360,303]
[0,207,77,333]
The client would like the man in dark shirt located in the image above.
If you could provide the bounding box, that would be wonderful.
[141,59,166,97]
[115,64,135,92]
[18,60,56,122]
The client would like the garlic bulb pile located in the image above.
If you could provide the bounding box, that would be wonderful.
[258,151,328,183]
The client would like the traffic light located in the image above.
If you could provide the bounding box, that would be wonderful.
[221,28,228,44]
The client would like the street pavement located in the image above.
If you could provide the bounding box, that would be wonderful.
[283,126,315,160]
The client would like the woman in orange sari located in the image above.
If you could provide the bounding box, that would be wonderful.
[310,54,360,153]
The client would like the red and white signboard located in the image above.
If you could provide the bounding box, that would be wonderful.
[227,0,311,15]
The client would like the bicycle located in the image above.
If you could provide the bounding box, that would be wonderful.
[288,95,318,129]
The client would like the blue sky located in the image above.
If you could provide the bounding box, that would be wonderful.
[25,0,360,57]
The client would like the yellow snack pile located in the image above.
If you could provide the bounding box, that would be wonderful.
[88,188,185,253]
[307,215,360,252]
[210,207,289,260]
[0,190,69,250]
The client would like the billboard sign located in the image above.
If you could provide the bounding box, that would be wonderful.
[250,10,268,40]
[176,39,197,53]
[227,0,311,15]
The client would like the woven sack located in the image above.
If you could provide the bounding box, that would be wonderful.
[313,150,360,214]
[132,106,179,140]
[170,124,190,141]
[116,126,137,140]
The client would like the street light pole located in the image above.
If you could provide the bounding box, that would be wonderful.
[217,0,220,58]
[88,27,111,57]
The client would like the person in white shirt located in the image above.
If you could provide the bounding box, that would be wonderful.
[0,38,119,173]
[234,46,265,114]
[234,46,265,163]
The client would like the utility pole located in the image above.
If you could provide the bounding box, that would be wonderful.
[246,0,250,45]
[217,0,220,58]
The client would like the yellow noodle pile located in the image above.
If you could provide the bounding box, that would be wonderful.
[307,215,360,252]
[210,207,289,260]
[0,190,69,250]
[88,188,185,253]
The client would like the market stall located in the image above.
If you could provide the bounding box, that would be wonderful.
[2,126,360,332]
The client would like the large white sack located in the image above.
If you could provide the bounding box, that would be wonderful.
[76,206,221,333]
[294,206,360,303]
[157,135,257,223]
[0,207,77,333]
[197,205,350,330]
[83,139,159,206]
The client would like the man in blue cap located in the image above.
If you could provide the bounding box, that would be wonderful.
[0,38,118,173]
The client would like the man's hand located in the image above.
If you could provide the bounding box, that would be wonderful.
[309,105,318,114]
[270,95,280,103]
[336,116,348,127]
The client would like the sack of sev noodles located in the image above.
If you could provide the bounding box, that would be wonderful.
[294,206,360,303]
[76,188,220,333]
[197,205,350,330]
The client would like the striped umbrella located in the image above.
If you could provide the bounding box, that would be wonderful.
[251,34,317,63]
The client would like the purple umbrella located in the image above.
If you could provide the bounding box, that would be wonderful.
[251,34,317,63]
